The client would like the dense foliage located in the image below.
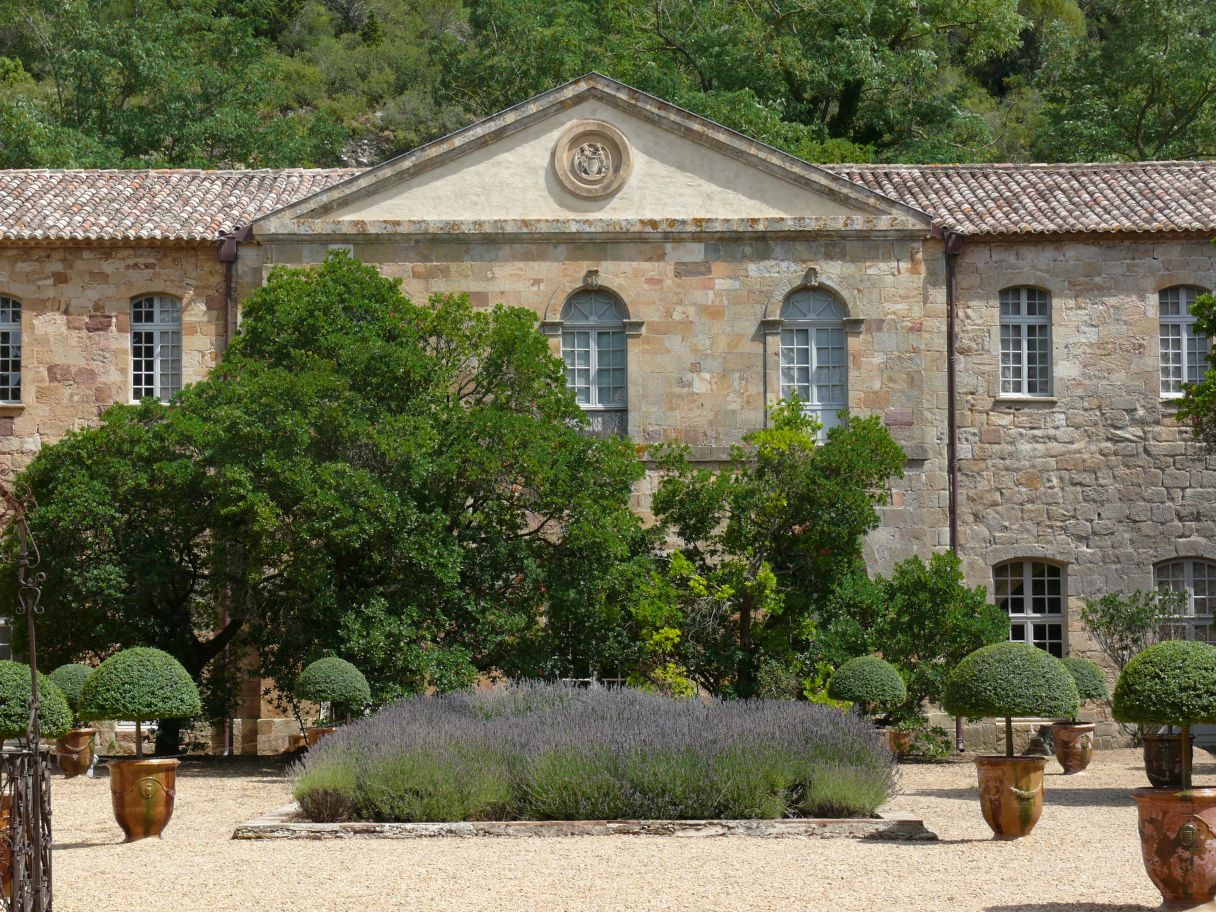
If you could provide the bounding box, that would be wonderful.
[78,648,202,758]
[815,552,1009,717]
[634,399,905,698]
[1179,290,1216,446]
[826,656,907,716]
[1113,640,1216,730]
[10,253,647,738]
[292,682,895,823]
[295,658,371,719]
[943,642,1080,743]
[0,662,71,741]
[1079,589,1188,674]
[1059,657,1110,706]
[48,663,93,716]
[3,0,1215,167]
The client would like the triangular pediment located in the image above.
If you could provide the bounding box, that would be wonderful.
[255,75,931,237]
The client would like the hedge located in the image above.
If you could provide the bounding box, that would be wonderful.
[0,661,71,741]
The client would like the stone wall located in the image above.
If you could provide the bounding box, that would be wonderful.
[247,231,951,573]
[0,241,226,477]
[953,234,1216,664]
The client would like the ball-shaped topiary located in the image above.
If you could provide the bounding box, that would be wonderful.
[48,663,93,716]
[79,648,201,758]
[827,656,908,715]
[943,642,1080,757]
[1113,640,1216,788]
[294,658,371,720]
[1059,657,1110,707]
[0,661,72,741]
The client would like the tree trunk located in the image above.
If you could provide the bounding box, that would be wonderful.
[135,719,143,760]
[1005,716,1013,758]
[1183,723,1193,789]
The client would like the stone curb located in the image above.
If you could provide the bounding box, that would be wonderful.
[232,804,936,841]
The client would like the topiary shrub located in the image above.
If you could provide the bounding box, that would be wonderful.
[48,663,93,721]
[295,658,371,723]
[1113,640,1216,787]
[0,661,71,741]
[1059,657,1110,714]
[943,642,1080,757]
[827,656,907,718]
[78,647,201,759]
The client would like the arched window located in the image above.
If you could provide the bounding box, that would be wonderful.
[1155,559,1216,641]
[1159,286,1211,396]
[131,295,182,403]
[0,296,21,404]
[560,289,627,412]
[993,559,1066,656]
[779,288,847,431]
[999,286,1052,397]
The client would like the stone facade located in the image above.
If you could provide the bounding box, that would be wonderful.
[4,77,1216,754]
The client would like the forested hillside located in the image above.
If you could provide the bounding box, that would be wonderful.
[0,0,1213,170]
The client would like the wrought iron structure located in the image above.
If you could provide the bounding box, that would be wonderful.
[0,471,51,912]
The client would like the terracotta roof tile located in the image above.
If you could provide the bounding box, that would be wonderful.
[823,161,1216,235]
[0,168,356,241]
[2,162,1216,240]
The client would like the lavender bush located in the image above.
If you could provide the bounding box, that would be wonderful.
[292,682,896,823]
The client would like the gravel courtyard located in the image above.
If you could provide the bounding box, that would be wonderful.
[51,748,1174,912]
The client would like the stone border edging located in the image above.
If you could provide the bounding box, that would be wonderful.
[233,804,935,841]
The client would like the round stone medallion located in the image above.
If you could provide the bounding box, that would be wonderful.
[552,120,632,199]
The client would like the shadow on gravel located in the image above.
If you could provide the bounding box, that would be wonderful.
[906,786,1134,808]
[985,905,1155,911]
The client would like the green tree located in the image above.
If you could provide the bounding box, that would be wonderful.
[635,399,906,697]
[1178,290,1216,446]
[1033,0,1216,160]
[6,253,647,736]
[815,552,1010,716]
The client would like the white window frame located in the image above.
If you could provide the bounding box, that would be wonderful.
[1159,286,1211,397]
[1155,559,1216,642]
[779,288,848,433]
[131,295,182,403]
[0,296,21,404]
[993,559,1067,657]
[560,290,627,412]
[999,286,1052,397]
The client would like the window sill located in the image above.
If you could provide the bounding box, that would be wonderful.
[994,396,1058,406]
[0,403,25,415]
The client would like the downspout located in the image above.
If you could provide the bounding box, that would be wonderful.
[944,230,965,751]
[215,224,252,756]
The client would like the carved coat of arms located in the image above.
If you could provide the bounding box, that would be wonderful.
[573,143,612,180]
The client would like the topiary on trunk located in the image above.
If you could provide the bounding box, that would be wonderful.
[1059,657,1110,721]
[1113,639,1216,788]
[0,661,72,741]
[78,647,201,759]
[827,656,907,719]
[295,657,371,723]
[943,642,1080,758]
[48,663,93,723]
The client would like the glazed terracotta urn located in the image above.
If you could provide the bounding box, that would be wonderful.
[975,755,1047,839]
[1051,721,1095,774]
[1133,787,1216,910]
[107,757,180,841]
[54,727,97,779]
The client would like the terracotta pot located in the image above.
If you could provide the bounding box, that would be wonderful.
[107,757,179,842]
[1145,733,1189,789]
[885,729,912,756]
[975,755,1047,839]
[1051,722,1095,774]
[54,728,96,779]
[1133,787,1216,909]
[305,727,336,748]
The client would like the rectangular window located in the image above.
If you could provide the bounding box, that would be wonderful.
[1160,286,1211,395]
[562,328,624,409]
[999,287,1052,397]
[0,297,21,404]
[131,296,182,403]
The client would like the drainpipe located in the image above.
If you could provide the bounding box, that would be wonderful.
[944,230,965,751]
[215,224,252,757]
